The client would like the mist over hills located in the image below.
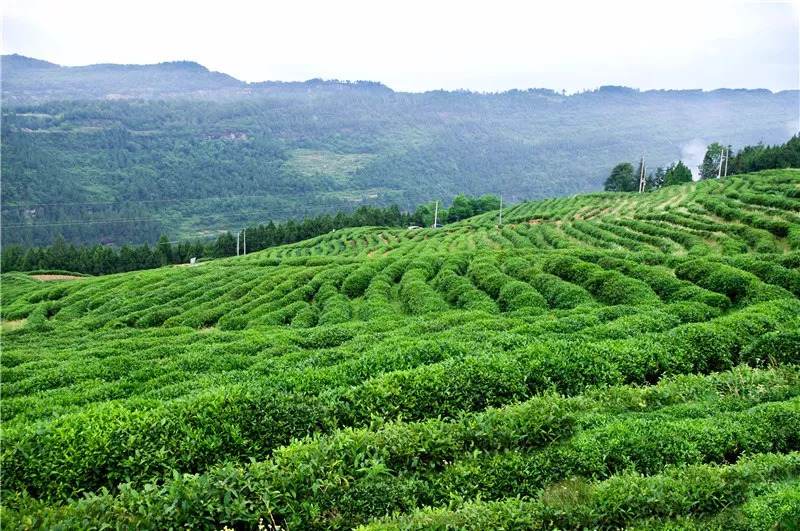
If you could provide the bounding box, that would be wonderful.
[3,54,798,102]
[1,54,392,102]
[2,54,798,247]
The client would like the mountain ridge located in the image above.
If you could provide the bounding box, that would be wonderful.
[3,54,795,102]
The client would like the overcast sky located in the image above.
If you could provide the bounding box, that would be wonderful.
[3,0,799,93]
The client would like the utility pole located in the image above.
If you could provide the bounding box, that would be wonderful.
[236,231,240,257]
[433,200,439,227]
[724,148,730,177]
[243,228,247,255]
[499,196,503,225]
[638,156,646,193]
[717,148,725,179]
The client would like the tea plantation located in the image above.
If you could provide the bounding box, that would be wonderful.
[2,170,800,529]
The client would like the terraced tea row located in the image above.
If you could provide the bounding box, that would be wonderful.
[2,169,799,529]
[5,366,799,529]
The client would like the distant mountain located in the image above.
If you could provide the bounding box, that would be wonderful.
[1,54,393,102]
[1,55,797,248]
[1,54,244,102]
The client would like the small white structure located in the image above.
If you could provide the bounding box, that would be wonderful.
[190,257,197,265]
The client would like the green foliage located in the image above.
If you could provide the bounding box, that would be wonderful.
[663,160,693,186]
[699,142,726,180]
[1,169,800,528]
[604,162,637,192]
[729,134,800,175]
[3,68,794,249]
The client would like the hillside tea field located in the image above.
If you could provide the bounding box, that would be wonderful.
[2,170,800,529]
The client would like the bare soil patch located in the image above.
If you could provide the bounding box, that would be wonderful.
[30,274,83,281]
[1,319,27,332]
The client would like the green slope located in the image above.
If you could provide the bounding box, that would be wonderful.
[2,57,797,247]
[1,169,800,529]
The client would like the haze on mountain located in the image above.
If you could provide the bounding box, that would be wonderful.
[3,0,799,93]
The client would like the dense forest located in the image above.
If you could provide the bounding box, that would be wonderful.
[603,135,800,191]
[2,55,798,248]
[0,195,500,275]
[10,127,800,276]
[11,128,800,276]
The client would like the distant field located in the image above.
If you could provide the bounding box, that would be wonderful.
[285,149,376,186]
[2,170,800,529]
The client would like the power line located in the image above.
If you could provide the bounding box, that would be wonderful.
[3,191,395,209]
[3,217,161,228]
[2,202,413,229]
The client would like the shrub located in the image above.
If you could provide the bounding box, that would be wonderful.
[675,259,756,303]
[342,265,379,299]
[739,330,800,367]
[399,268,449,315]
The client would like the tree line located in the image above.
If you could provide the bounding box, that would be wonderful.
[0,194,500,275]
[604,134,799,192]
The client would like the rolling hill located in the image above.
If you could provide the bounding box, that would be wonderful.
[2,169,799,529]
[2,55,798,248]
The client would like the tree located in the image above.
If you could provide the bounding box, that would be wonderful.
[214,232,236,257]
[663,160,693,187]
[412,205,431,226]
[192,240,206,260]
[447,194,474,222]
[333,211,348,230]
[699,142,726,180]
[49,235,69,267]
[1,245,24,272]
[118,244,136,272]
[603,162,636,192]
[20,248,40,271]
[475,194,501,213]
[728,135,799,174]
[155,234,173,266]
[134,244,157,270]
[647,167,665,190]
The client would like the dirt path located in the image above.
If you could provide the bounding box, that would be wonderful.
[662,191,688,209]
[1,319,27,332]
[31,274,83,281]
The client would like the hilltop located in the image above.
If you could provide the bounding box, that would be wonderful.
[2,54,797,103]
[2,56,797,248]
[1,54,392,102]
[2,169,800,528]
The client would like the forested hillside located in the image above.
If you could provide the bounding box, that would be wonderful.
[3,55,797,248]
[2,170,800,528]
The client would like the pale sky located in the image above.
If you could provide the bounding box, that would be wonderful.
[2,0,799,92]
